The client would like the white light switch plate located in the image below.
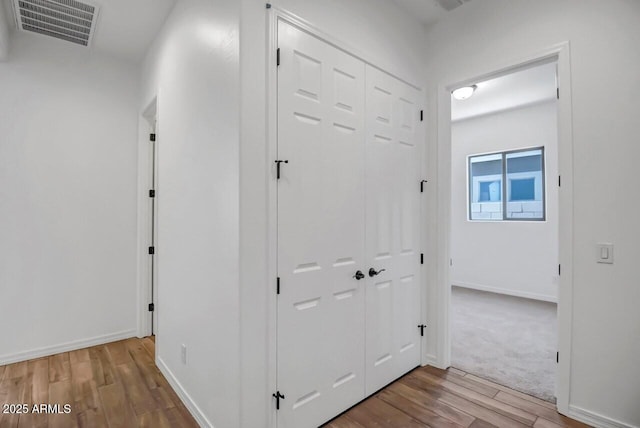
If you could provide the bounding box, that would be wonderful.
[597,243,613,264]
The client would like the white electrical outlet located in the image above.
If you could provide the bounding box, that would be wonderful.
[181,344,187,364]
[597,243,614,264]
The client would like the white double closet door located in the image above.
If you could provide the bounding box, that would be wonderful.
[276,21,423,428]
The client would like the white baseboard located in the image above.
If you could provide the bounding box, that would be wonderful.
[0,329,137,365]
[452,281,558,303]
[156,356,213,428]
[568,405,638,428]
[422,354,441,368]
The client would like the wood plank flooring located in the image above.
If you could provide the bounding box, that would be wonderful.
[324,366,591,428]
[2,340,591,428]
[0,337,198,428]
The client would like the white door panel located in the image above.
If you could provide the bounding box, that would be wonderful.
[276,21,366,428]
[365,66,422,395]
[276,22,423,427]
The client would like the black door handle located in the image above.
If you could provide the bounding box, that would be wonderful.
[369,268,386,277]
[353,270,365,280]
[275,160,288,179]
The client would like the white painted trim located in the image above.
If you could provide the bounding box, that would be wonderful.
[422,354,441,368]
[156,356,214,428]
[419,83,429,368]
[265,7,427,428]
[554,42,574,415]
[568,405,638,428]
[136,114,151,339]
[452,282,558,303]
[136,95,159,339]
[0,330,136,365]
[266,7,278,428]
[434,42,574,415]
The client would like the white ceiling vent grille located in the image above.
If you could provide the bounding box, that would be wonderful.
[435,0,472,12]
[13,0,99,47]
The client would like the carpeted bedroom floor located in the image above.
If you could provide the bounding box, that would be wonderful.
[451,285,557,403]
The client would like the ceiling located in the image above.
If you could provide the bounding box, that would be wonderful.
[391,0,472,28]
[2,0,176,62]
[2,0,472,62]
[451,61,558,122]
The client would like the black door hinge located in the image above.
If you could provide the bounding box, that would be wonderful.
[420,110,424,121]
[148,303,155,312]
[420,253,424,265]
[556,351,559,363]
[557,88,560,99]
[149,189,155,198]
[558,175,561,187]
[148,246,155,255]
[275,160,288,179]
[558,264,561,275]
[418,324,426,337]
[420,180,428,193]
[273,391,285,410]
[276,48,280,66]
[150,133,156,142]
[276,277,281,295]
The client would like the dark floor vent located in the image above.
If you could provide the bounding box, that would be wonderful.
[13,0,99,47]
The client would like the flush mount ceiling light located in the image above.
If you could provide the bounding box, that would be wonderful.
[452,85,477,100]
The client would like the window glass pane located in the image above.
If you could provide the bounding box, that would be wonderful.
[510,178,535,201]
[505,149,544,220]
[469,154,503,220]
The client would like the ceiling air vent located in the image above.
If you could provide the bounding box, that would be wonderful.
[435,0,472,12]
[12,0,99,47]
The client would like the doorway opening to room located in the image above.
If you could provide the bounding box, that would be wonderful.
[449,60,559,403]
[140,98,158,339]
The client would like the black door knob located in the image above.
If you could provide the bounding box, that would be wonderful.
[369,268,386,277]
[353,270,365,280]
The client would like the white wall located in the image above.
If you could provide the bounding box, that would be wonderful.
[267,0,428,85]
[451,101,559,302]
[140,0,240,426]
[239,1,428,427]
[425,1,640,426]
[0,32,139,363]
[0,2,9,60]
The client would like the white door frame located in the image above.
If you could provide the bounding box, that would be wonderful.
[433,42,574,414]
[265,6,428,426]
[137,96,160,341]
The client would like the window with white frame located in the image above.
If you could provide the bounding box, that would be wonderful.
[468,147,545,221]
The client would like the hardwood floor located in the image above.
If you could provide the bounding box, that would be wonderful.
[324,366,591,428]
[2,340,590,428]
[0,337,198,428]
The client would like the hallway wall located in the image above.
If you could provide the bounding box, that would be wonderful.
[0,32,139,364]
[424,1,640,425]
[140,0,240,426]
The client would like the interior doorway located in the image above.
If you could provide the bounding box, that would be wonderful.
[449,60,559,402]
[140,98,158,338]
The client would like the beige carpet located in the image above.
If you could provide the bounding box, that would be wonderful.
[451,286,557,403]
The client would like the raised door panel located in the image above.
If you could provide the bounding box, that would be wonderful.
[365,66,422,395]
[276,21,366,428]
